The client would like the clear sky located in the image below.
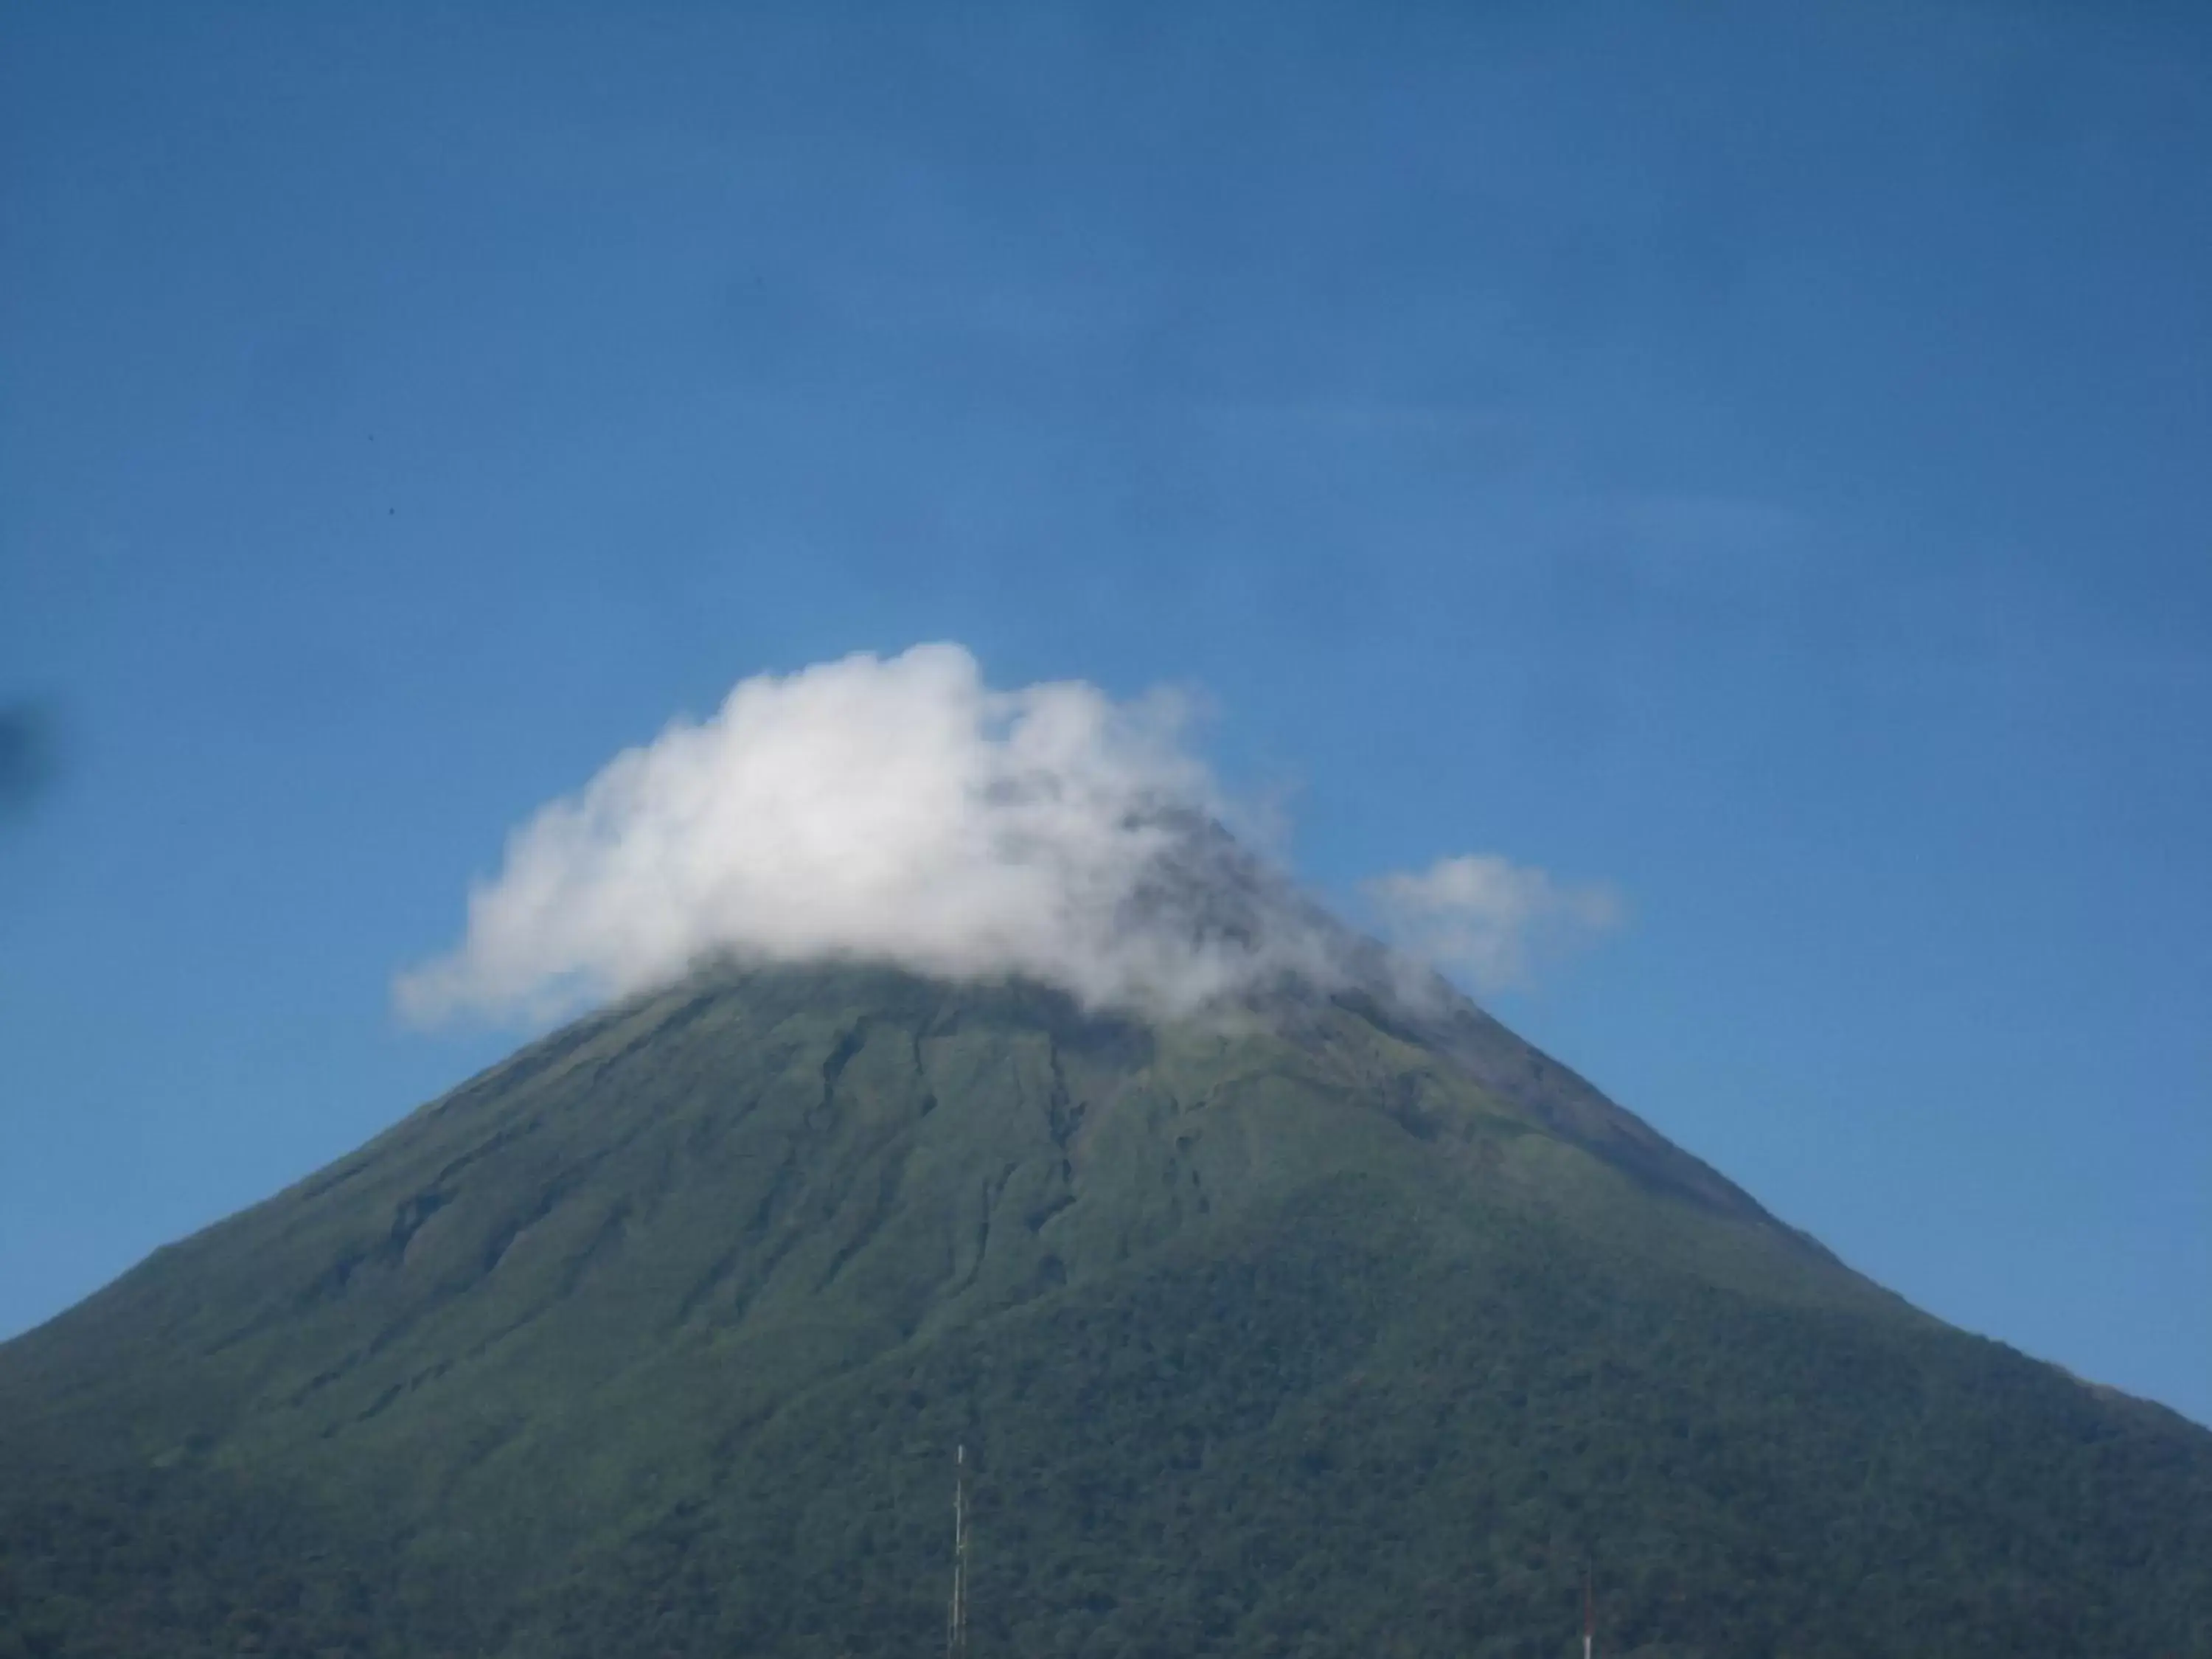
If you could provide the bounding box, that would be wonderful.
[2,2,2207,1425]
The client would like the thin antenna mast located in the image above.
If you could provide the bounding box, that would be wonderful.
[947,1445,970,1659]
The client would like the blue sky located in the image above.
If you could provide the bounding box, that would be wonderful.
[2,1,2208,1425]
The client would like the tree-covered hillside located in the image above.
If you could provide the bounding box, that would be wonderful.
[3,964,2207,1657]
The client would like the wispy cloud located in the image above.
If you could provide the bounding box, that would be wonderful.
[1362,852,1624,994]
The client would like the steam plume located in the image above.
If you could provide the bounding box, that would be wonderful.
[398,645,1623,1025]
[397,644,1331,1023]
[1363,854,1623,994]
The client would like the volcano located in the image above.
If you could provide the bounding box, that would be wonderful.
[3,904,2208,1656]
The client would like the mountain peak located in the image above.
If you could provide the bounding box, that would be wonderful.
[4,950,2208,1657]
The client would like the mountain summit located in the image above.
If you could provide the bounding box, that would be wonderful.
[3,911,2208,1655]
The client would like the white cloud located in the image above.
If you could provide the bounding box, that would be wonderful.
[394,644,1338,1025]
[1362,853,1623,994]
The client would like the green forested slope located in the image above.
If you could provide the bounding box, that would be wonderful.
[2,964,2207,1657]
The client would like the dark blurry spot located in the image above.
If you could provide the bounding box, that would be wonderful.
[0,701,61,821]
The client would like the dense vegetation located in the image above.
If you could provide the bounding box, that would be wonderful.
[3,963,2208,1656]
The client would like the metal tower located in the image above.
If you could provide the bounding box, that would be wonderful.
[946,1445,970,1659]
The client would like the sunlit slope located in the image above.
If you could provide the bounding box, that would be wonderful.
[1,963,2207,1658]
